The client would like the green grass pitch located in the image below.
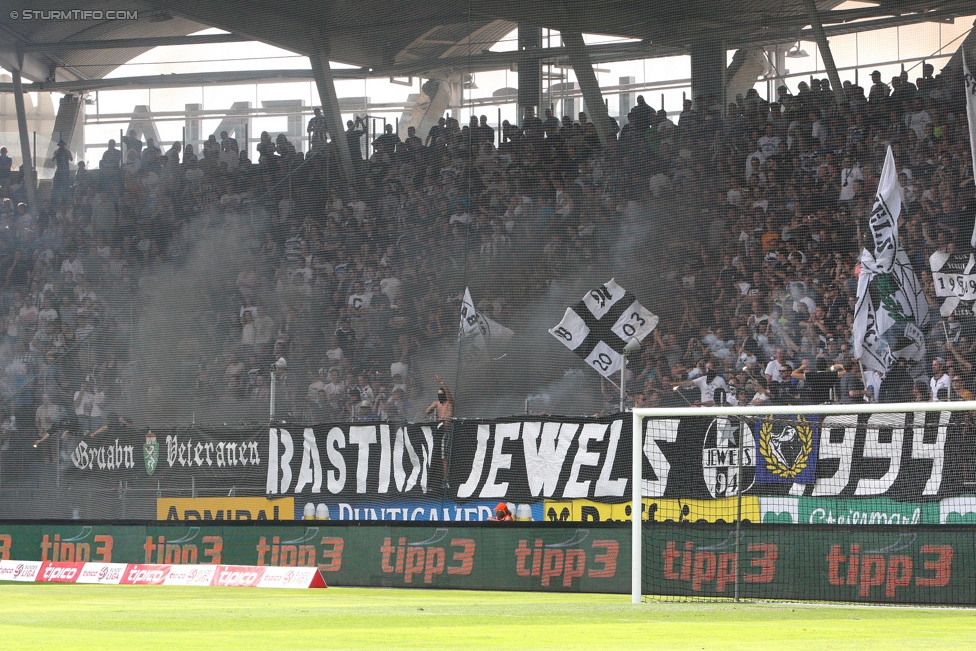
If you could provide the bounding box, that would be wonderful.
[1,584,976,650]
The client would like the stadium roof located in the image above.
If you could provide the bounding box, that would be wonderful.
[1,0,974,88]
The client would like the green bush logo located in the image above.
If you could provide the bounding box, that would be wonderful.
[144,432,159,476]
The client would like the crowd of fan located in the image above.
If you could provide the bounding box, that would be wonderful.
[0,61,974,461]
[625,64,976,412]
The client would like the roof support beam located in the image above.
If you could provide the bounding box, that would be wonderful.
[11,69,39,216]
[20,33,249,53]
[795,9,961,42]
[518,26,543,119]
[690,41,726,114]
[562,31,611,147]
[0,47,56,83]
[0,69,355,93]
[309,48,355,186]
[937,19,976,80]
[801,0,847,108]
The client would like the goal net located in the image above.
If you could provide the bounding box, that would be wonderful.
[631,400,976,605]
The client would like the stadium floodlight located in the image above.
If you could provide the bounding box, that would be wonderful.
[630,399,976,604]
[786,41,809,58]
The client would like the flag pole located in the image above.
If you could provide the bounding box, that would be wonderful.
[620,338,641,412]
[963,47,976,248]
[856,358,871,402]
[620,358,626,412]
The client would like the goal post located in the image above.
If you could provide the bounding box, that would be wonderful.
[630,399,976,604]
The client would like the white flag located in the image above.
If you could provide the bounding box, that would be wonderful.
[459,287,514,350]
[550,307,590,352]
[861,147,901,276]
[459,288,480,337]
[964,48,976,247]
[853,146,930,375]
[480,313,515,347]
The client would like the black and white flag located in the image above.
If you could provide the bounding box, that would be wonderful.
[549,279,658,377]
[929,251,976,317]
[853,146,930,376]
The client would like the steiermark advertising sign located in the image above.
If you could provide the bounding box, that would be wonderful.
[760,497,941,525]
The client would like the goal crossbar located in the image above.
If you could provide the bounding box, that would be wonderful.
[629,400,976,603]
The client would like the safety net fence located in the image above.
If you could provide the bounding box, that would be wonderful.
[1,4,976,596]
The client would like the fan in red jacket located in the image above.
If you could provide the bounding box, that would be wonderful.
[489,502,514,522]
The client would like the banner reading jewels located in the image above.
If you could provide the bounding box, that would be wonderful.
[2,411,972,519]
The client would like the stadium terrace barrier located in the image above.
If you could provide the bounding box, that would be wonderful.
[2,520,976,604]
[0,560,326,588]
[5,412,976,522]
[0,521,629,593]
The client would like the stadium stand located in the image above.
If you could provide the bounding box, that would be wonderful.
[0,64,973,458]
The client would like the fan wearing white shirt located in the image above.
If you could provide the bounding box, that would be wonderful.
[765,348,788,383]
[838,158,863,203]
[60,250,85,282]
[810,111,827,147]
[930,357,951,401]
[672,362,730,407]
[756,125,781,158]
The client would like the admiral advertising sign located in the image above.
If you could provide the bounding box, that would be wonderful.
[157,497,296,521]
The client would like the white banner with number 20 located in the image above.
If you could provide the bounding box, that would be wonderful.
[584,340,624,377]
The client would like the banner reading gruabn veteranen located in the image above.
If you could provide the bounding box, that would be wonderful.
[67,428,264,481]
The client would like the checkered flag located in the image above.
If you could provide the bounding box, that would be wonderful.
[549,279,658,377]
